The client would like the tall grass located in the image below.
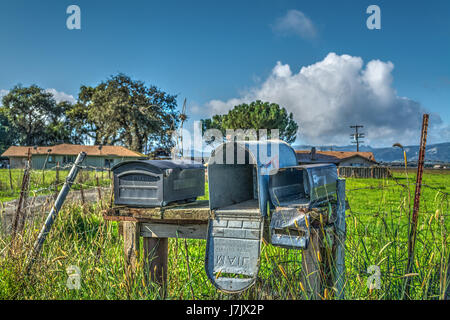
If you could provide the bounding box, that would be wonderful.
[0,172,448,300]
[344,172,449,299]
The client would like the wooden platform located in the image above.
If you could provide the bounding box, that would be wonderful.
[102,187,347,299]
[103,200,211,223]
[214,199,260,215]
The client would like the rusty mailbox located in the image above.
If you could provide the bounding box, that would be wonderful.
[268,163,338,249]
[205,140,298,293]
[111,159,205,207]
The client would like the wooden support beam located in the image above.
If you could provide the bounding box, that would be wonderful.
[334,179,347,299]
[106,199,347,299]
[118,221,123,237]
[445,254,450,300]
[123,221,140,271]
[301,228,322,300]
[105,200,210,221]
[140,222,207,239]
[143,237,168,289]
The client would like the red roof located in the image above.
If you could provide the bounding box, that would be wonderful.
[2,144,143,158]
[295,150,377,164]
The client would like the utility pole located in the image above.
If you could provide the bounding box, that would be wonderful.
[350,125,365,152]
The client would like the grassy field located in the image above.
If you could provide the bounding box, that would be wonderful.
[0,168,111,202]
[0,171,448,300]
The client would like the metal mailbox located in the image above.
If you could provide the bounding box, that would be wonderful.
[112,160,205,207]
[205,140,298,293]
[268,163,338,249]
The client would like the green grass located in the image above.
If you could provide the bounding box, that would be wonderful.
[0,169,111,202]
[0,171,448,300]
[344,172,449,299]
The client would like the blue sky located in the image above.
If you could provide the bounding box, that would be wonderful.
[0,0,449,147]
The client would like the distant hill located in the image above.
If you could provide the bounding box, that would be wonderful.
[292,142,450,163]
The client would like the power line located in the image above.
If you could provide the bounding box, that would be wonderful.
[350,125,365,152]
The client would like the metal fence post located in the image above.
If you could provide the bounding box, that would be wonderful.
[26,152,86,274]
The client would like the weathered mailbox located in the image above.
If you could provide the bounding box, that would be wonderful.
[112,160,204,207]
[268,164,338,249]
[205,140,298,293]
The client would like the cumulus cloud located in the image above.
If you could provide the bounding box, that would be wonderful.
[272,10,317,39]
[202,52,449,146]
[45,88,76,104]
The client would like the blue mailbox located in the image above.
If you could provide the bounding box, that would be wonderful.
[205,139,298,293]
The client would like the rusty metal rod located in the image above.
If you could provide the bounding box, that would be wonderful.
[404,113,429,298]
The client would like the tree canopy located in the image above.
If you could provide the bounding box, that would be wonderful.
[201,100,298,144]
[67,74,179,153]
[0,109,17,155]
[0,85,77,149]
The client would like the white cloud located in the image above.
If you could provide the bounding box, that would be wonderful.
[1,88,76,106]
[45,88,76,104]
[0,89,9,98]
[201,52,449,146]
[272,10,317,39]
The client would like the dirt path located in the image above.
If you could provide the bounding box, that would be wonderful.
[0,187,111,235]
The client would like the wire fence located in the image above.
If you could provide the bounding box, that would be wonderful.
[0,164,112,236]
[0,165,448,300]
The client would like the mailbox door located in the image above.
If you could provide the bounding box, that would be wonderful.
[268,167,310,249]
[163,167,205,204]
[302,164,338,202]
[268,164,338,249]
[114,169,163,207]
[205,208,264,293]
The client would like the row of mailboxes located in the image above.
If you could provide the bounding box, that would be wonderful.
[111,140,342,293]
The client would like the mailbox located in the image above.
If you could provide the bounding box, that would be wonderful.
[268,163,338,249]
[269,164,338,206]
[112,160,205,207]
[205,140,298,293]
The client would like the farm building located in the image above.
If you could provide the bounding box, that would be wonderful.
[1,144,144,169]
[296,147,378,167]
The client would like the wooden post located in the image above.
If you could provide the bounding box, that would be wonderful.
[96,172,102,208]
[118,222,124,237]
[301,228,322,300]
[445,254,450,300]
[79,180,86,214]
[11,149,31,247]
[301,181,346,300]
[54,162,60,197]
[334,179,346,299]
[8,165,13,191]
[123,221,140,271]
[143,237,168,289]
